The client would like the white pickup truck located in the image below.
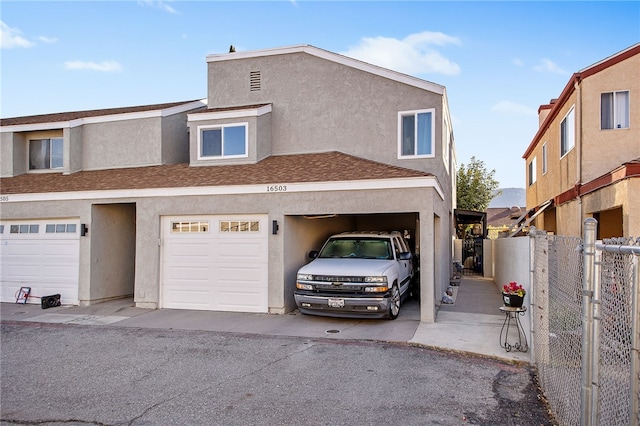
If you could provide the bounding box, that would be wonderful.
[294,231,415,319]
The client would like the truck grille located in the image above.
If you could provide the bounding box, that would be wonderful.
[312,275,364,283]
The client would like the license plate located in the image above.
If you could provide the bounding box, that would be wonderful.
[328,298,345,308]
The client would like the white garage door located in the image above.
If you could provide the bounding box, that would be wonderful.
[161,215,268,313]
[0,219,80,305]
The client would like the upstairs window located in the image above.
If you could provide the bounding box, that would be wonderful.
[29,138,63,170]
[542,143,548,175]
[601,91,629,129]
[560,107,575,157]
[398,109,434,158]
[198,123,248,159]
[529,156,536,186]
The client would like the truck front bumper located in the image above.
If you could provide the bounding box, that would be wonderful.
[294,293,391,319]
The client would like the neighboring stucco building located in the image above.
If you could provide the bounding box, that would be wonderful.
[0,45,456,322]
[522,43,640,238]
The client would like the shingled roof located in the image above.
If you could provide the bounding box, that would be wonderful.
[0,100,204,126]
[0,152,432,195]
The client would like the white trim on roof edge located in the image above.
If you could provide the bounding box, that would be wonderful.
[1,99,207,133]
[207,45,445,96]
[188,104,272,122]
[0,176,444,204]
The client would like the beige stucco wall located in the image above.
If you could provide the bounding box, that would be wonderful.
[526,90,579,211]
[582,178,640,237]
[580,54,640,182]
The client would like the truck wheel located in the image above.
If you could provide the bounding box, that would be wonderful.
[388,284,401,320]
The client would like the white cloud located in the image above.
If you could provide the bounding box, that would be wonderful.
[341,31,461,76]
[512,58,524,67]
[491,100,537,116]
[138,0,177,14]
[0,21,34,49]
[534,58,568,75]
[38,36,58,44]
[64,60,123,72]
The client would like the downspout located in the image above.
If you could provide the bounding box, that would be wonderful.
[575,78,584,235]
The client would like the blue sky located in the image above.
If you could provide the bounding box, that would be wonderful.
[2,1,639,188]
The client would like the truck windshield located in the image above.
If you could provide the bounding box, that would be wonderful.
[318,238,392,260]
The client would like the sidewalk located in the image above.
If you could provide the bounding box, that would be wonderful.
[1,276,531,363]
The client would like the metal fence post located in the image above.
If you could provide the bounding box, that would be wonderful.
[581,218,597,426]
[591,239,602,425]
[631,253,639,426]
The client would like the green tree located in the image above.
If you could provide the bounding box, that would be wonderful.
[457,156,501,211]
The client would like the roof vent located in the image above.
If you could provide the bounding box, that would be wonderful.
[250,71,261,91]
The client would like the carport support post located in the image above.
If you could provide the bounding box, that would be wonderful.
[419,228,436,323]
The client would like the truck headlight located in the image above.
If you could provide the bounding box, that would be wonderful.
[364,276,387,283]
[365,286,389,293]
[296,282,314,290]
[297,273,313,281]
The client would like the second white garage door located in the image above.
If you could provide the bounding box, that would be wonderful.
[161,215,268,313]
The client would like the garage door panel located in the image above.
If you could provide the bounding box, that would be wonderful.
[161,215,268,312]
[164,289,214,310]
[165,242,212,259]
[217,290,267,312]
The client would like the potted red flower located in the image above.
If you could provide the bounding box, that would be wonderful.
[502,281,526,308]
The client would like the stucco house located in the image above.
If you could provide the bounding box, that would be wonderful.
[522,43,640,238]
[0,45,456,322]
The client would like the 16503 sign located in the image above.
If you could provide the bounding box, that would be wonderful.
[266,185,287,192]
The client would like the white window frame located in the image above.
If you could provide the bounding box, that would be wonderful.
[197,123,248,160]
[560,107,575,158]
[529,156,536,186]
[542,143,548,175]
[601,90,630,130]
[398,108,435,159]
[28,137,63,171]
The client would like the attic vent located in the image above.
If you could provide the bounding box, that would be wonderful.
[250,71,261,91]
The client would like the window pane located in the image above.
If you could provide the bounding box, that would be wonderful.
[401,115,415,155]
[224,126,246,156]
[46,224,56,233]
[561,109,574,156]
[67,224,77,233]
[201,129,222,157]
[416,112,432,155]
[56,224,66,233]
[10,225,19,233]
[29,225,39,233]
[51,138,64,168]
[29,139,49,170]
[615,91,629,128]
[601,93,613,129]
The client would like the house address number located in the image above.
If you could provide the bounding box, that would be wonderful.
[0,196,8,202]
[266,185,287,192]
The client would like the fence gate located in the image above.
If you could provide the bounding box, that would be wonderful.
[461,239,483,275]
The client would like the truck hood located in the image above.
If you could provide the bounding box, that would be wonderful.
[298,258,396,277]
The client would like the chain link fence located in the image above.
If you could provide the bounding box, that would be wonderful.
[530,221,639,426]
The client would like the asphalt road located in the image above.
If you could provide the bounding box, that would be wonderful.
[1,321,555,425]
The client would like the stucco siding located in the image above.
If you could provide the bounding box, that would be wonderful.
[161,112,191,165]
[580,54,640,182]
[582,179,640,236]
[82,116,163,170]
[207,52,447,178]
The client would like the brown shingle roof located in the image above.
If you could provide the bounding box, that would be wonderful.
[0,100,204,126]
[0,152,431,195]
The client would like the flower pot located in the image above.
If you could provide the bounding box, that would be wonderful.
[502,293,524,308]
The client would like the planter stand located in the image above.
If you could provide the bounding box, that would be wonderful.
[499,306,528,352]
